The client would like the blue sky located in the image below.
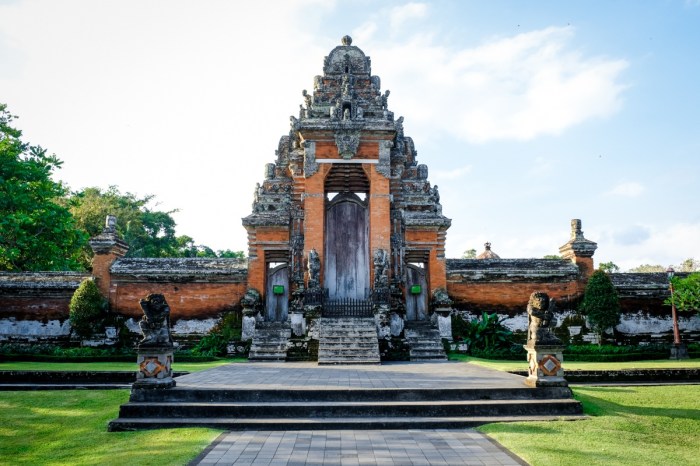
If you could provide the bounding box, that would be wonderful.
[1,0,698,270]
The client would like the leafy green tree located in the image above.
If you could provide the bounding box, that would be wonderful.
[628,264,665,273]
[599,261,620,273]
[0,104,87,271]
[462,248,476,259]
[580,270,621,343]
[70,186,187,265]
[666,273,700,315]
[543,254,562,260]
[217,249,246,259]
[678,258,700,273]
[69,278,107,338]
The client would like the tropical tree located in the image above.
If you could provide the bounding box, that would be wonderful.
[543,254,562,260]
[0,104,86,271]
[599,261,620,273]
[461,248,476,259]
[678,258,700,273]
[580,269,621,343]
[628,264,665,273]
[69,186,191,265]
[666,273,700,316]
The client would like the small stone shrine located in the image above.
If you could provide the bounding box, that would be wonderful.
[242,36,451,362]
[134,293,176,388]
[523,291,567,387]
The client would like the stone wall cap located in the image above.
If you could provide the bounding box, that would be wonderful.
[110,258,248,276]
[446,258,579,281]
[0,272,90,290]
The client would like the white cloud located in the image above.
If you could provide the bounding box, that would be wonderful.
[596,222,700,271]
[363,26,628,144]
[389,2,428,34]
[432,164,472,180]
[607,181,645,198]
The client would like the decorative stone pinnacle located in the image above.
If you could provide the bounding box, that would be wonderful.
[341,35,352,46]
[485,242,491,250]
[559,219,597,259]
[89,215,129,256]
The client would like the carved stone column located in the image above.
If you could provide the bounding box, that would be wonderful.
[134,294,176,389]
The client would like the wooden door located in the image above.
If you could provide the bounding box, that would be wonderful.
[405,264,428,321]
[325,193,369,299]
[265,263,289,321]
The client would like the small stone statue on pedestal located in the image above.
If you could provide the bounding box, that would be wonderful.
[135,293,176,389]
[523,291,567,387]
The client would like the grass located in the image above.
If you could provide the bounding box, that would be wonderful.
[480,385,700,466]
[0,359,244,372]
[0,390,221,466]
[448,353,700,371]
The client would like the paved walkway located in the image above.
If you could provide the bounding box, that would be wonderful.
[183,362,529,465]
[173,361,526,391]
[191,429,527,465]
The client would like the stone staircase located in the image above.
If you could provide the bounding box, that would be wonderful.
[404,321,447,361]
[108,383,584,431]
[248,322,291,362]
[317,317,380,364]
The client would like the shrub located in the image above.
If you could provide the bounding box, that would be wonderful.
[69,279,107,338]
[192,311,243,357]
[580,270,621,343]
[451,312,514,352]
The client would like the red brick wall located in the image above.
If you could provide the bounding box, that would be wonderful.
[109,281,247,321]
[447,279,584,313]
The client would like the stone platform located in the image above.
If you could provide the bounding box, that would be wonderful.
[108,361,584,431]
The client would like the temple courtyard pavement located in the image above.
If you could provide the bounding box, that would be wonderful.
[177,361,533,465]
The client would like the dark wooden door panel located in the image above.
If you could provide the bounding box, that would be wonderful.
[325,194,369,300]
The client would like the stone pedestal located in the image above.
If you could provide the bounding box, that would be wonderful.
[135,346,175,389]
[524,344,567,387]
[290,311,306,337]
[241,310,258,341]
[434,307,452,339]
[670,343,689,360]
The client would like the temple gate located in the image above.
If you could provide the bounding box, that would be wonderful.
[242,36,451,362]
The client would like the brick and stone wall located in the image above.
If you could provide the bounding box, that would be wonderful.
[108,258,248,339]
[0,272,89,343]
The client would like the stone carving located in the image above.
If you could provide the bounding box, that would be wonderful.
[138,294,173,347]
[303,140,318,177]
[334,130,361,159]
[432,288,453,308]
[241,288,261,316]
[373,249,389,289]
[376,89,390,109]
[417,164,428,180]
[356,106,363,119]
[308,248,321,289]
[105,215,117,232]
[302,89,312,109]
[264,163,275,180]
[526,292,562,346]
[343,107,350,120]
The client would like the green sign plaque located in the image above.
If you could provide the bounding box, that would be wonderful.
[272,285,285,295]
[410,285,422,295]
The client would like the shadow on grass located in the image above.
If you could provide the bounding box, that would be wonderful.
[573,386,700,421]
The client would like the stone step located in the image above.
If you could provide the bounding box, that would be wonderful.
[117,398,583,419]
[130,386,576,403]
[318,317,380,364]
[108,414,587,432]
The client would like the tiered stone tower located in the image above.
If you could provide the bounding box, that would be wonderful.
[243,36,450,362]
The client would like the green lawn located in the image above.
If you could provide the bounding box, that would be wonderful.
[0,359,243,372]
[449,353,700,371]
[0,390,221,466]
[480,385,700,466]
